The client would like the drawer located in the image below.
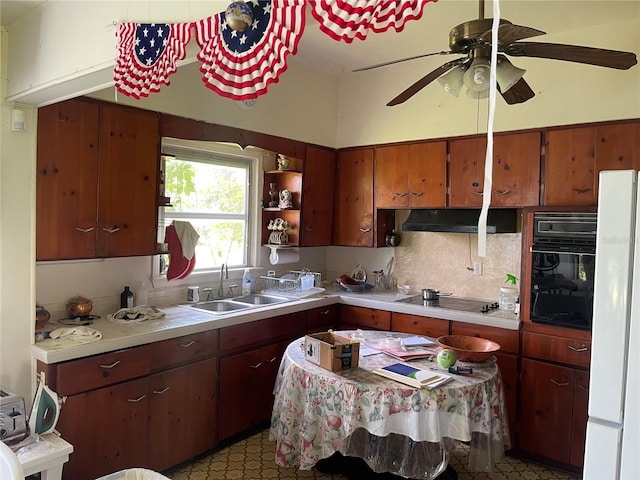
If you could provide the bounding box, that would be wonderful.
[391,313,449,338]
[56,345,151,396]
[150,330,218,371]
[451,321,520,354]
[219,312,307,354]
[339,305,391,331]
[523,331,591,368]
[307,305,338,331]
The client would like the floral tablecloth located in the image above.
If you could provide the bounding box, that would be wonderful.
[269,330,510,479]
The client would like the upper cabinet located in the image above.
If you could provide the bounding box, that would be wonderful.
[300,146,336,246]
[262,158,303,247]
[543,121,640,206]
[449,131,541,207]
[36,98,160,260]
[375,141,447,208]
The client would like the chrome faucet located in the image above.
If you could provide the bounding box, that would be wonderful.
[217,263,228,298]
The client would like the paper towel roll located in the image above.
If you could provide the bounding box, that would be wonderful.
[269,247,300,265]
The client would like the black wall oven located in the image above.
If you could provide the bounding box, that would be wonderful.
[530,212,597,331]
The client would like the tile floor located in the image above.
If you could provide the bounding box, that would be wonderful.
[166,429,580,480]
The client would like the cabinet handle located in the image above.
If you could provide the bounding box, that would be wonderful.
[102,227,120,234]
[152,387,170,395]
[179,341,195,348]
[304,225,312,231]
[550,379,570,387]
[250,362,262,369]
[472,190,484,195]
[494,189,511,195]
[393,192,407,198]
[127,395,146,403]
[75,227,95,233]
[568,345,589,353]
[359,227,371,233]
[99,360,121,369]
[266,356,278,363]
[410,192,424,197]
[573,188,592,194]
[320,310,330,315]
[577,384,590,392]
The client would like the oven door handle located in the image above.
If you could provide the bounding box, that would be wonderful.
[530,247,595,256]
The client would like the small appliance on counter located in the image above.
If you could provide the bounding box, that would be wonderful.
[0,387,29,445]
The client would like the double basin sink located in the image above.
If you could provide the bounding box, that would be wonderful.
[190,293,293,314]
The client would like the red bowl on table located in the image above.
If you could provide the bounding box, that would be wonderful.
[436,335,500,363]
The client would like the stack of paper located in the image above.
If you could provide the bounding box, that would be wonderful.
[373,363,453,389]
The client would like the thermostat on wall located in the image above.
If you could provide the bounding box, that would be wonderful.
[11,109,26,132]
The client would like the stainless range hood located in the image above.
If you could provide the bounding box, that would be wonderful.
[401,209,518,233]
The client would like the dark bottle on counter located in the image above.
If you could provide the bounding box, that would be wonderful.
[120,286,134,309]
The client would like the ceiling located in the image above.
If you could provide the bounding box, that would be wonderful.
[1,1,639,78]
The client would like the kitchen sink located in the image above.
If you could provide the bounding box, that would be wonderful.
[232,294,292,305]
[191,300,252,314]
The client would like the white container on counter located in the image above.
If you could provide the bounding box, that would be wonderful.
[499,287,518,312]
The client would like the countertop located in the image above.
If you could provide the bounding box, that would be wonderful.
[32,288,520,364]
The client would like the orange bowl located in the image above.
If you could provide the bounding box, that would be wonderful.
[436,335,500,363]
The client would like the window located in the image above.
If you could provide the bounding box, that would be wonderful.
[158,139,260,278]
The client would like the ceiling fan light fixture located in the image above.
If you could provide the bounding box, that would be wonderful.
[437,66,465,97]
[496,60,526,93]
[466,88,490,99]
[463,58,491,92]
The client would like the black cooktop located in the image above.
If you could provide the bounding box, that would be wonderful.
[397,295,500,314]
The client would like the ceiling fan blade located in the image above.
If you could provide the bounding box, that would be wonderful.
[505,42,638,70]
[480,23,546,45]
[387,59,465,106]
[499,77,535,105]
[354,51,454,72]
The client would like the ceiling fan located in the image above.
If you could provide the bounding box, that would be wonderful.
[355,0,638,106]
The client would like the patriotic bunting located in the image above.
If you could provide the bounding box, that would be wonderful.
[112,1,437,100]
[311,0,437,43]
[114,22,193,99]
[195,0,305,100]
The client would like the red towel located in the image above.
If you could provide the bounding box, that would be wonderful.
[164,224,196,280]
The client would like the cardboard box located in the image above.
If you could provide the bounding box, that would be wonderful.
[304,332,360,371]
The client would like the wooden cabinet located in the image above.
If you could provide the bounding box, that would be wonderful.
[307,304,338,333]
[262,164,302,246]
[338,305,391,331]
[543,121,640,206]
[300,146,336,246]
[449,131,541,207]
[375,142,447,208]
[218,312,307,441]
[391,313,449,338]
[38,330,218,480]
[520,330,590,467]
[36,98,160,260]
[450,321,519,449]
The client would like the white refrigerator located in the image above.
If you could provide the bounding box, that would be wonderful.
[584,170,640,479]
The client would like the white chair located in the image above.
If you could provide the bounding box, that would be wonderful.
[0,440,25,479]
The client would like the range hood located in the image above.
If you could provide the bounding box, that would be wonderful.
[401,209,518,233]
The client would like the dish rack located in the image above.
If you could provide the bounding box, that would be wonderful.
[260,270,325,298]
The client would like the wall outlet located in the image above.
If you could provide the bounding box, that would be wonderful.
[473,261,483,276]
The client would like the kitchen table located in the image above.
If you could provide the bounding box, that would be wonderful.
[269,330,510,479]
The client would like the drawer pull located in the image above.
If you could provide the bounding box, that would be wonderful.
[359,227,372,233]
[568,345,589,353]
[494,189,511,195]
[127,395,146,403]
[102,227,120,234]
[99,360,121,369]
[320,310,330,316]
[179,341,195,348]
[410,192,424,197]
[550,379,570,387]
[153,387,170,395]
[393,192,407,198]
[266,356,278,363]
[250,362,262,369]
[75,227,95,233]
[472,190,484,196]
[577,384,590,392]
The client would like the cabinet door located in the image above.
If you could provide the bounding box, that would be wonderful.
[56,377,149,480]
[520,358,574,464]
[97,104,159,257]
[494,352,518,450]
[570,369,590,467]
[593,122,640,190]
[333,148,374,246]
[450,132,540,207]
[390,313,449,338]
[36,99,100,260]
[307,304,338,332]
[375,142,446,208]
[339,305,391,331]
[218,341,287,441]
[301,146,336,246]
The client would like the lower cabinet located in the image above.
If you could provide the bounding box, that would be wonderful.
[307,304,338,333]
[391,312,449,338]
[338,305,391,330]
